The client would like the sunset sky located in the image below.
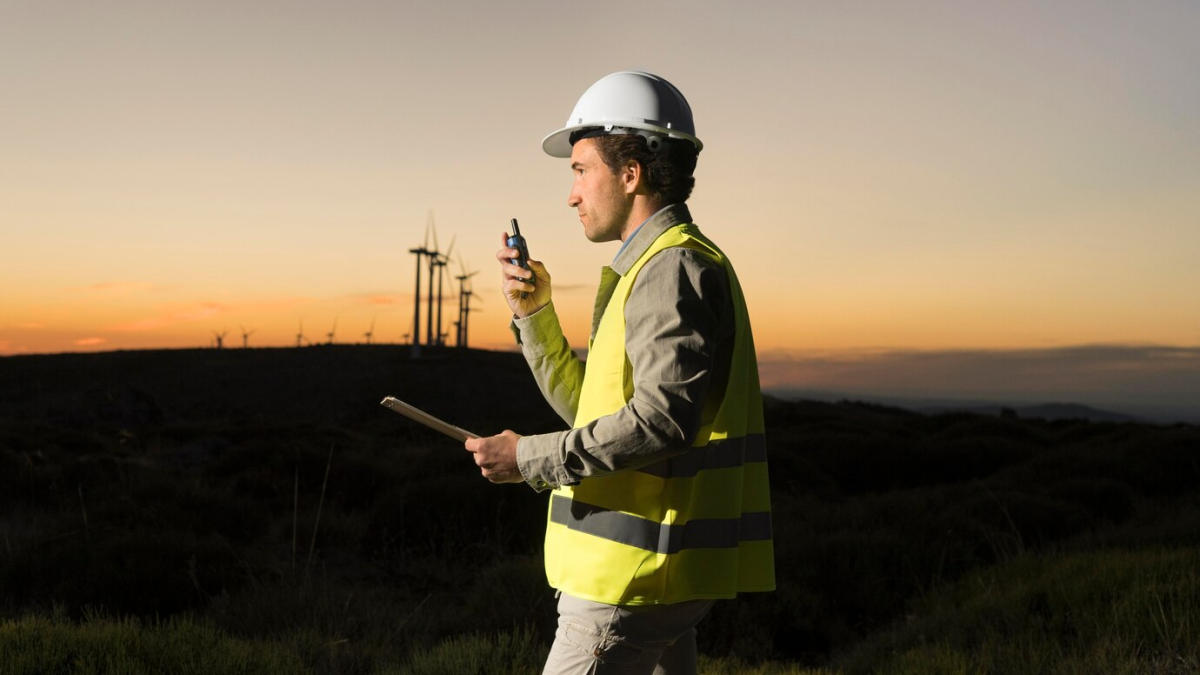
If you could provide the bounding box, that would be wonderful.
[3,1,1198,417]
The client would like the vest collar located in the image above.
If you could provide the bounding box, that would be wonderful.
[611,203,693,276]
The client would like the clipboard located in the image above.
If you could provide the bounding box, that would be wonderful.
[380,396,480,442]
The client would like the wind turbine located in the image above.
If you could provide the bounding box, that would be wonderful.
[326,319,338,345]
[296,320,307,347]
[434,234,455,347]
[240,325,256,349]
[213,329,228,350]
[364,317,376,344]
[425,212,440,347]
[408,211,435,355]
[455,252,480,348]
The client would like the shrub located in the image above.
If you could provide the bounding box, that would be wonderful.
[1,527,240,616]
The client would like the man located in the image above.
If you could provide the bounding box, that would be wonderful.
[465,71,774,674]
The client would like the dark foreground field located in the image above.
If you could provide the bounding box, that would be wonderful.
[1,346,1198,674]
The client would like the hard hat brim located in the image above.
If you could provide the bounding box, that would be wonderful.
[541,124,703,158]
[541,127,575,158]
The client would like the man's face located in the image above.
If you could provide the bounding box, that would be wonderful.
[568,138,633,243]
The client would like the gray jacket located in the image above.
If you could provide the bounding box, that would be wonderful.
[513,204,735,492]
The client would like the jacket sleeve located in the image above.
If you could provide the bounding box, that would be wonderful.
[516,248,732,492]
[511,300,585,427]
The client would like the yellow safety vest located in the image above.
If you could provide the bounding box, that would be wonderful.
[544,222,775,605]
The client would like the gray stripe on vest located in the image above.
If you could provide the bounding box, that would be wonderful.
[636,434,767,479]
[550,495,772,554]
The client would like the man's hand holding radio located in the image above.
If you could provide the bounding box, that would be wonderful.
[497,232,550,319]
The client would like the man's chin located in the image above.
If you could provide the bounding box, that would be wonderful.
[583,226,619,244]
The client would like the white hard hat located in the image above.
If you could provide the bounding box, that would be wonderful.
[541,71,702,158]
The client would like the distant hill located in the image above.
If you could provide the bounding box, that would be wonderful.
[919,401,1141,423]
[4,347,1195,428]
[3,347,1191,427]
[765,387,1193,424]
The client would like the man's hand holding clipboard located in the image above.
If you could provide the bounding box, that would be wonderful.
[380,397,479,442]
[380,397,524,484]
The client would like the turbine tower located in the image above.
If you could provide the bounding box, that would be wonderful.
[240,325,255,349]
[363,317,376,345]
[326,319,337,345]
[295,320,306,347]
[455,253,480,348]
[408,211,435,357]
[425,212,440,347]
[213,329,228,350]
[434,234,455,347]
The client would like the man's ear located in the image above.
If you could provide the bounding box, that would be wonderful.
[620,159,643,195]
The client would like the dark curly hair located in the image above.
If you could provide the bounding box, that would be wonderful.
[569,130,698,204]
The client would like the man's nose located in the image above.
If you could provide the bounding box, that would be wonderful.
[567,189,581,208]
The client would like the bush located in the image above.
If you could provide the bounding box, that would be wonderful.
[363,475,544,561]
[1,527,240,616]
[464,556,556,634]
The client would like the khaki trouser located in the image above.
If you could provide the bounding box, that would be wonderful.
[542,592,715,675]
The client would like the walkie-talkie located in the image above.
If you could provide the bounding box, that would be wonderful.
[506,218,533,296]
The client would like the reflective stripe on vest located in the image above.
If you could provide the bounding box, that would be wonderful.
[635,433,768,479]
[550,495,773,554]
[542,222,776,606]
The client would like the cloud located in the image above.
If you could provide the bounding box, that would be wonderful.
[75,337,107,346]
[81,282,156,294]
[109,302,227,332]
[238,297,312,313]
[345,292,413,306]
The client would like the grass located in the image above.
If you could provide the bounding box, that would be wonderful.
[0,609,307,675]
[835,547,1200,674]
[0,615,831,675]
[381,626,546,675]
[3,542,1200,674]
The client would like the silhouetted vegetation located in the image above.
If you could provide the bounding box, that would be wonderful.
[0,346,1197,673]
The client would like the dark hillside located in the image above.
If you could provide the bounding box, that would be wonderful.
[1,347,1198,673]
[0,345,564,434]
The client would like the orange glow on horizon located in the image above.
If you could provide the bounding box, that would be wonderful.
[3,1,1197,390]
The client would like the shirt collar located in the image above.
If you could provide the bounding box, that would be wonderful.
[611,203,693,275]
